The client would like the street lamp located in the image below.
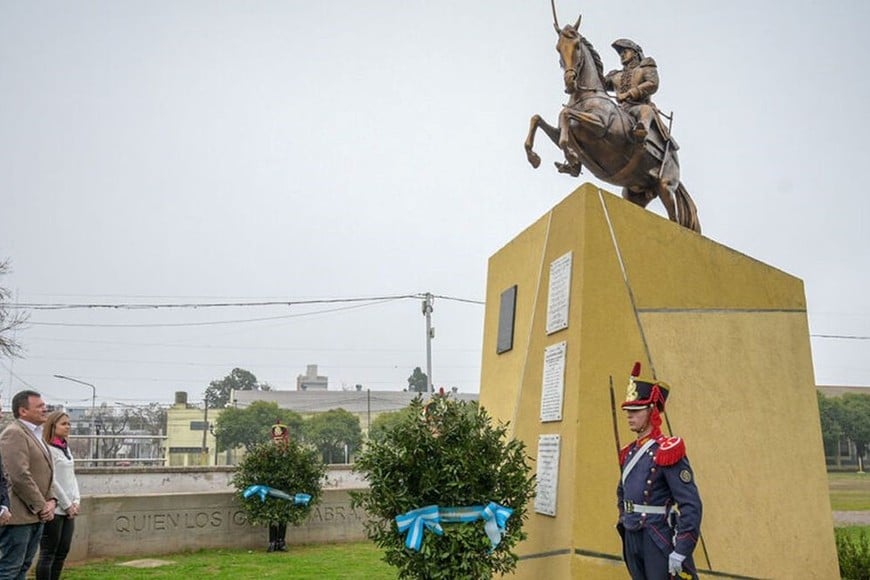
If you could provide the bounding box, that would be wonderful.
[53,374,96,461]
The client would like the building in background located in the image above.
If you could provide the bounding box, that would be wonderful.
[296,364,328,391]
[165,391,220,467]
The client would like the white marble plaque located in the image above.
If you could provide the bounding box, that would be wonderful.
[534,434,561,517]
[540,341,567,422]
[545,252,572,334]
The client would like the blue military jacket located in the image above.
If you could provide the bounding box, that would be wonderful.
[617,433,702,556]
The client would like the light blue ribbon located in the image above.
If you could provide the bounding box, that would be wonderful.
[243,485,311,505]
[395,501,513,552]
[480,501,513,549]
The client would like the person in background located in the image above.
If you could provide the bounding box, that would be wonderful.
[0,397,12,528]
[0,390,55,580]
[268,418,289,552]
[36,411,80,580]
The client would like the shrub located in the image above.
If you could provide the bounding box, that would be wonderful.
[351,395,535,579]
[837,528,870,580]
[232,440,325,527]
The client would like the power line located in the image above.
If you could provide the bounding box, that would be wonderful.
[8,293,430,310]
[24,299,403,328]
[811,334,870,340]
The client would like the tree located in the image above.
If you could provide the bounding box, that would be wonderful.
[94,403,130,459]
[839,393,870,473]
[368,407,416,444]
[352,395,535,579]
[125,402,168,436]
[817,392,845,463]
[0,259,27,358]
[305,408,362,464]
[205,368,261,409]
[407,366,429,393]
[213,401,303,452]
[232,439,325,528]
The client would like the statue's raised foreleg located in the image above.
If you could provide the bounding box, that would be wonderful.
[525,114,560,168]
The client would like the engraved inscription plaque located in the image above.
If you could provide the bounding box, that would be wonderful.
[534,434,561,516]
[546,252,572,334]
[540,341,567,422]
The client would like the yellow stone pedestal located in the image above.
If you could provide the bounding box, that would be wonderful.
[480,184,838,579]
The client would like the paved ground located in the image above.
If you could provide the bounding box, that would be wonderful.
[833,511,870,526]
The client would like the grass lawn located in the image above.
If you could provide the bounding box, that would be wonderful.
[63,543,395,580]
[60,472,870,578]
[828,471,870,511]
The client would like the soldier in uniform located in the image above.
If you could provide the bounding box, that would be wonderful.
[268,418,289,552]
[617,365,702,580]
[605,39,660,142]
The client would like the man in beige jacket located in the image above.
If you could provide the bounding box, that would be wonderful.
[0,390,56,580]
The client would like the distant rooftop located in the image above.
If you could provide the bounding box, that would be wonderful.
[230,388,478,414]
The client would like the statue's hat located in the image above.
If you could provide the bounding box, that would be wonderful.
[621,362,669,411]
[611,38,644,56]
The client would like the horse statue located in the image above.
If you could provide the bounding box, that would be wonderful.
[524,9,701,233]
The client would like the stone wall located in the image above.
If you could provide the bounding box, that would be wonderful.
[62,466,370,563]
[76,464,366,495]
[67,488,367,563]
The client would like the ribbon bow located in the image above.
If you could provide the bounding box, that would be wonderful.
[395,505,444,551]
[481,502,513,549]
[243,485,311,505]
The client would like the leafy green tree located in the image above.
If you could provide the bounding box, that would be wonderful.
[214,401,303,452]
[818,392,845,461]
[205,368,265,408]
[232,439,325,527]
[368,407,416,444]
[0,259,27,358]
[352,396,535,579]
[839,393,870,472]
[305,408,362,464]
[407,367,429,393]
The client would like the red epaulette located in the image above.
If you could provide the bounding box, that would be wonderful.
[618,442,633,467]
[654,435,686,466]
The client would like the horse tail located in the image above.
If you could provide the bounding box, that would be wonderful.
[675,182,701,234]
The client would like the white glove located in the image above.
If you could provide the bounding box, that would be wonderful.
[668,551,686,576]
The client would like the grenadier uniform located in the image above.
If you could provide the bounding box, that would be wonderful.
[269,418,289,551]
[617,366,702,580]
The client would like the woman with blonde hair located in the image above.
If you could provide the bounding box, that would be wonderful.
[36,410,80,580]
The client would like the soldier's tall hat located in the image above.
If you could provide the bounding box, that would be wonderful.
[621,362,669,411]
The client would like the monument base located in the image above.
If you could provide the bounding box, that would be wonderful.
[480,183,838,579]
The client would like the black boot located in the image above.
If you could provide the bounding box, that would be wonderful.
[276,522,288,551]
[268,523,278,552]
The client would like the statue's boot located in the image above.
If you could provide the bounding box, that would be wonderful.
[631,122,648,141]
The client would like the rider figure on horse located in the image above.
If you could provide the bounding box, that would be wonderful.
[605,39,672,146]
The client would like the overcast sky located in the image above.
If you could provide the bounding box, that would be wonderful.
[2,1,868,408]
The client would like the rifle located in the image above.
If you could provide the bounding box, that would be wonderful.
[609,375,622,459]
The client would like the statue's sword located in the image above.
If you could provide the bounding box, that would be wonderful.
[658,110,674,179]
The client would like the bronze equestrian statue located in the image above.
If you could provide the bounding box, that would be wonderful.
[524,8,701,233]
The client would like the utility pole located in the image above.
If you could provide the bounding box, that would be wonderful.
[421,293,434,393]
